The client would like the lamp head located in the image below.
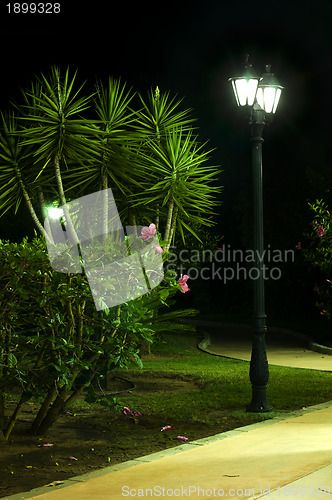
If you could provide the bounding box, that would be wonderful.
[228,55,261,108]
[256,65,284,114]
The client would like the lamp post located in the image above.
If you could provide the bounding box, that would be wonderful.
[229,56,284,412]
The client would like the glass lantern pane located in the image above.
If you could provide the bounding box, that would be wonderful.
[247,79,259,106]
[256,87,263,109]
[272,88,282,113]
[231,81,240,106]
[235,79,247,106]
[264,87,276,113]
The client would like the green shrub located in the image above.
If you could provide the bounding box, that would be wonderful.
[0,236,197,441]
[302,200,332,320]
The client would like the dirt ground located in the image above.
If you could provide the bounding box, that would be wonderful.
[0,373,245,498]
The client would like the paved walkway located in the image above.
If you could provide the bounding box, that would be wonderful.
[197,321,332,371]
[4,323,332,500]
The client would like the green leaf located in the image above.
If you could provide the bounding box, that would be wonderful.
[8,353,18,368]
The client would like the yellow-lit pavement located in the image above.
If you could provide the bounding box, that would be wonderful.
[199,322,332,371]
[5,323,332,500]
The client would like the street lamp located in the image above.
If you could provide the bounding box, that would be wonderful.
[229,56,284,412]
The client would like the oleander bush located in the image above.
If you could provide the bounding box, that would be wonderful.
[0,236,197,441]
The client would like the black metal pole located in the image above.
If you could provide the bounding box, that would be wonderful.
[246,104,272,412]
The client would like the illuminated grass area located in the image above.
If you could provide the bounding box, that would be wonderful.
[115,331,332,424]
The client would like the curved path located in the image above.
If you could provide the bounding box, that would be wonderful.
[197,321,332,371]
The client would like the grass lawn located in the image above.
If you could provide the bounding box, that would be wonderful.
[113,330,332,425]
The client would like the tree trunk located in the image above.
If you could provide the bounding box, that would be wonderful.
[4,392,30,441]
[30,383,58,435]
[163,197,174,246]
[168,205,178,248]
[130,208,137,227]
[3,339,48,440]
[101,170,108,240]
[139,339,151,355]
[64,370,96,408]
[14,164,49,241]
[35,386,69,435]
[155,204,159,231]
[54,154,80,246]
[37,184,48,220]
[76,301,85,348]
[34,353,101,435]
[22,186,49,241]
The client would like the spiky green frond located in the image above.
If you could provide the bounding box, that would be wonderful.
[16,66,98,167]
[134,88,195,139]
[0,111,35,215]
[130,129,221,209]
[94,77,137,136]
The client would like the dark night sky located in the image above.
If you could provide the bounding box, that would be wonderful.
[1,0,331,247]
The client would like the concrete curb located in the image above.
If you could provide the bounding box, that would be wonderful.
[193,319,332,356]
[4,400,332,500]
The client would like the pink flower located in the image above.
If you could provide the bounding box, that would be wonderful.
[139,223,156,241]
[317,225,325,237]
[67,456,77,461]
[178,274,190,293]
[177,436,189,441]
[154,245,163,253]
[132,411,142,417]
[295,242,302,250]
[122,406,142,418]
[161,425,175,432]
[40,443,55,447]
[122,406,132,416]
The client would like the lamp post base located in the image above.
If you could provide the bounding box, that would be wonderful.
[247,330,272,413]
[246,387,272,412]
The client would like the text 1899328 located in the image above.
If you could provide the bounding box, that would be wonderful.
[6,3,61,13]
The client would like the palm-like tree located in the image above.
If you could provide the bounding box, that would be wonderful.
[129,88,221,246]
[66,77,141,233]
[1,68,221,246]
[130,127,221,246]
[11,67,97,242]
